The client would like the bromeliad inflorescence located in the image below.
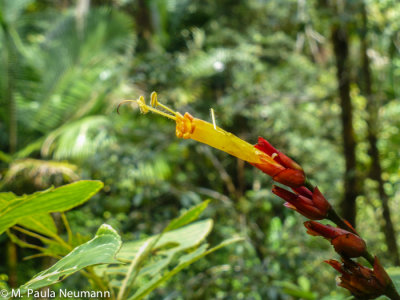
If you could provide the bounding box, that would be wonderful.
[118,92,400,299]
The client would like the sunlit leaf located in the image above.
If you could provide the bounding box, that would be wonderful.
[0,180,103,235]
[19,224,122,293]
[164,199,210,231]
[17,214,57,236]
[129,237,243,300]
[117,219,214,261]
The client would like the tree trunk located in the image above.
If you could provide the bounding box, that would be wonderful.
[359,3,400,265]
[133,0,154,52]
[1,23,17,154]
[1,21,19,288]
[331,24,358,226]
[6,240,17,287]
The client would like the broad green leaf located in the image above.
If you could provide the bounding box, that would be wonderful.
[117,219,214,260]
[117,199,211,295]
[164,200,210,232]
[105,201,234,300]
[0,192,15,211]
[17,214,57,236]
[137,255,173,278]
[104,254,174,279]
[106,219,213,292]
[0,180,103,235]
[130,237,243,300]
[105,218,214,298]
[19,224,122,293]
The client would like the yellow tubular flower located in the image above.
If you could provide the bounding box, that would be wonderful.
[175,111,278,166]
[118,92,305,188]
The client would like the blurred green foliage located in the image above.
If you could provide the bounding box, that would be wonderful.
[1,0,400,299]
[0,183,237,299]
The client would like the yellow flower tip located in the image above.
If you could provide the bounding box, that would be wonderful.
[118,92,178,120]
[137,96,149,114]
[150,91,158,107]
[176,112,196,139]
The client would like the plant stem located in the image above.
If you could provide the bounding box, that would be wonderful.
[13,226,55,244]
[362,251,375,266]
[326,208,357,235]
[86,267,109,292]
[61,213,73,245]
[117,239,152,300]
[304,178,314,191]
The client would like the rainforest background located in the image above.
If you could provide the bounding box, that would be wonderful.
[1,0,400,299]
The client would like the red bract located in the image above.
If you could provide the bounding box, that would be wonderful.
[304,221,366,257]
[272,185,331,220]
[252,137,305,188]
[325,257,391,298]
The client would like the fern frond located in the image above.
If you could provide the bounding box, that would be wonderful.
[41,115,115,160]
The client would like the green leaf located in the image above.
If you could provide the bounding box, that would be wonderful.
[117,219,214,261]
[42,116,116,160]
[0,193,15,211]
[19,224,122,293]
[104,205,214,299]
[137,254,174,278]
[17,214,57,236]
[0,180,103,235]
[129,237,243,300]
[164,199,210,232]
[111,219,214,292]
